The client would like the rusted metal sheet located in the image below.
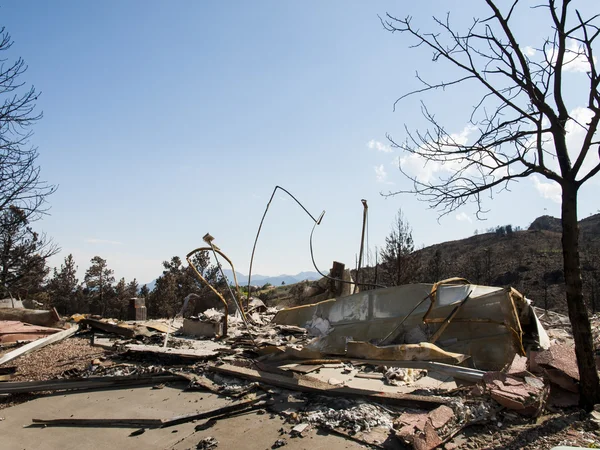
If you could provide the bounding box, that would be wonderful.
[0,321,61,344]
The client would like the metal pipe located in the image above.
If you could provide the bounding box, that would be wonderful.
[354,199,368,295]
[186,247,230,337]
[247,186,325,311]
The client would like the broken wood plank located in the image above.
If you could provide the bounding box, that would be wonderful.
[32,418,164,428]
[0,307,61,327]
[346,359,485,383]
[284,364,323,374]
[0,325,79,366]
[32,397,268,429]
[209,363,447,409]
[125,344,221,360]
[0,373,184,394]
[354,373,384,380]
[0,366,16,375]
[174,372,222,394]
[0,321,63,344]
[161,397,267,427]
[82,319,135,338]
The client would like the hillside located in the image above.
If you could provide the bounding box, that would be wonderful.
[405,213,600,313]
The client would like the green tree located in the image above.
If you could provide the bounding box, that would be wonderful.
[425,249,447,282]
[47,254,79,315]
[139,284,150,299]
[148,253,226,318]
[84,256,115,316]
[380,209,419,286]
[0,206,57,299]
[382,0,600,408]
[111,277,128,319]
[127,278,139,298]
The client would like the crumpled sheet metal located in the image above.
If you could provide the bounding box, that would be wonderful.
[346,341,468,365]
[273,282,548,371]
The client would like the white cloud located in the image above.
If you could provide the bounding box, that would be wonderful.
[456,212,472,223]
[85,238,122,245]
[525,106,598,183]
[546,39,597,73]
[566,107,597,175]
[375,164,393,184]
[532,175,561,203]
[523,46,536,57]
[398,124,478,183]
[367,139,393,153]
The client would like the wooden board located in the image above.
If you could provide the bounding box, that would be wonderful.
[209,363,447,409]
[283,364,323,374]
[0,373,184,394]
[125,344,221,360]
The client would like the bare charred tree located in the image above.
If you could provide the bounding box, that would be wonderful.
[0,26,55,223]
[382,1,600,409]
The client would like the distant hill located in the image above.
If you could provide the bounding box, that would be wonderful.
[142,270,321,292]
[367,213,600,314]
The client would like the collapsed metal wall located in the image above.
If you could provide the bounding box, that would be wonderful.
[273,282,548,371]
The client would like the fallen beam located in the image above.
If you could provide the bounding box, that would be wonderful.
[209,363,447,409]
[0,373,184,395]
[174,371,222,393]
[346,359,485,383]
[82,319,135,338]
[32,397,268,429]
[0,307,61,327]
[0,325,79,366]
[32,418,164,428]
[161,397,267,427]
[125,344,221,360]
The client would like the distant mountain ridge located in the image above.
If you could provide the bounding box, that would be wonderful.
[221,269,321,286]
[142,269,320,291]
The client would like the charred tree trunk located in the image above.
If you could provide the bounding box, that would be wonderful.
[561,181,600,410]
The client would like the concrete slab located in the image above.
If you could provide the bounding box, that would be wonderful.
[0,382,363,450]
[170,411,366,450]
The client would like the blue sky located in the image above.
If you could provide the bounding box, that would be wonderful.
[2,1,598,285]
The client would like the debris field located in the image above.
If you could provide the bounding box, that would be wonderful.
[1,277,600,450]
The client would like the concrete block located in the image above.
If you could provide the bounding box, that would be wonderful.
[182,318,223,338]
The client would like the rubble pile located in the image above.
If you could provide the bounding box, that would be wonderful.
[304,401,394,433]
[1,280,599,449]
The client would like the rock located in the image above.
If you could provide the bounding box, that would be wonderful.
[506,354,528,377]
[197,436,218,449]
[535,345,579,381]
[272,438,287,448]
[327,378,344,386]
[291,423,309,436]
[413,421,442,450]
[481,371,547,417]
[428,405,454,429]
[543,368,579,393]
